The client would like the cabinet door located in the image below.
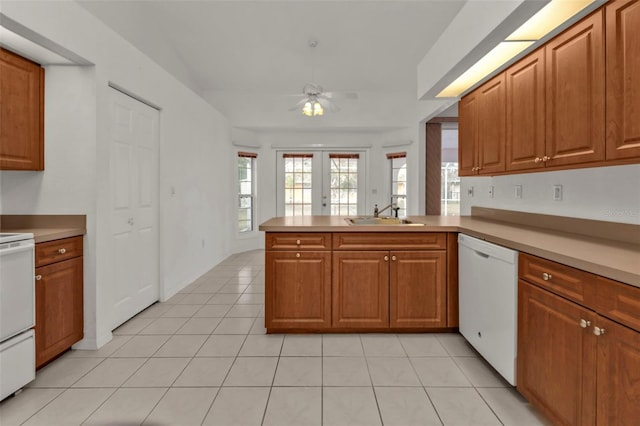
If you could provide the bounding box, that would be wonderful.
[606,0,640,160]
[545,10,605,167]
[332,251,389,329]
[596,316,640,425]
[35,257,83,368]
[390,251,446,328]
[506,49,546,171]
[265,251,331,330]
[517,280,596,426]
[458,95,478,176]
[477,73,506,174]
[0,48,44,170]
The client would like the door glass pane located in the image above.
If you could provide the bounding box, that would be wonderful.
[284,155,313,216]
[441,162,460,216]
[390,156,407,217]
[238,156,254,232]
[329,155,358,216]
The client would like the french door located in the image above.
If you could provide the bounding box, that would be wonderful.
[276,151,365,216]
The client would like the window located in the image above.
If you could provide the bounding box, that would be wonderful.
[388,152,407,217]
[441,162,460,216]
[238,152,256,232]
[329,154,359,216]
[283,153,313,216]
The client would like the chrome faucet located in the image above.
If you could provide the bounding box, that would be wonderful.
[373,203,396,218]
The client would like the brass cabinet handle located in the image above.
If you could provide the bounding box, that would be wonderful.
[384,255,389,261]
[296,239,301,245]
[534,157,542,163]
[35,275,42,281]
[579,319,591,329]
[593,326,605,336]
[58,248,66,254]
[542,155,551,162]
[542,272,552,281]
[296,252,300,258]
[391,255,397,261]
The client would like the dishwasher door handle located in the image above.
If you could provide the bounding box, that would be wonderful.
[474,250,490,259]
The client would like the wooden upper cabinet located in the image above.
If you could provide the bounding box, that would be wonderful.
[458,93,478,176]
[506,49,546,171]
[477,73,506,174]
[606,0,640,160]
[545,10,605,167]
[0,48,44,170]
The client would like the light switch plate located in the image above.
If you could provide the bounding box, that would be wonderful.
[553,184,563,201]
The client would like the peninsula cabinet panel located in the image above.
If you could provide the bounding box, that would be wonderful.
[0,48,44,171]
[332,251,389,329]
[596,316,640,425]
[35,257,84,368]
[458,93,478,176]
[390,251,446,328]
[477,73,506,174]
[517,280,597,426]
[265,251,331,330]
[506,49,546,171]
[545,10,605,167]
[606,0,640,160]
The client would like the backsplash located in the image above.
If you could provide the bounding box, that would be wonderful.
[460,164,640,225]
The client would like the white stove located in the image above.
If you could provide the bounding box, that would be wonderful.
[0,231,36,400]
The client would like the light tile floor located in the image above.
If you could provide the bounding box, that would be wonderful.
[0,249,548,426]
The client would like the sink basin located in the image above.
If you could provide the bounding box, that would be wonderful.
[346,217,425,226]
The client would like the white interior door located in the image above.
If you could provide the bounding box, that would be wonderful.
[276,150,365,216]
[109,88,159,330]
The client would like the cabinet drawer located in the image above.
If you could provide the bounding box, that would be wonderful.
[35,236,83,267]
[519,253,595,306]
[266,233,331,251]
[333,233,446,250]
[595,276,640,333]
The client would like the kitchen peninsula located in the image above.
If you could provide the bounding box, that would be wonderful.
[259,208,640,333]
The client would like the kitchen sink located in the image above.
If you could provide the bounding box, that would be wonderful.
[346,217,425,226]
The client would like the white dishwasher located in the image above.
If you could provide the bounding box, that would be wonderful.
[458,234,518,385]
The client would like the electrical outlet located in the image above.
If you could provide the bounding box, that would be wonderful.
[488,186,494,198]
[553,184,563,201]
[467,186,474,197]
[515,185,522,199]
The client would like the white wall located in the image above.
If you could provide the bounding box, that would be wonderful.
[1,0,234,348]
[460,164,640,225]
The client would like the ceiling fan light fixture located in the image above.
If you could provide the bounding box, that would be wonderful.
[302,99,324,116]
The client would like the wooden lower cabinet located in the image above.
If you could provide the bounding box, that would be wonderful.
[596,316,640,425]
[332,251,389,329]
[265,250,331,330]
[518,274,640,425]
[35,256,84,368]
[517,280,597,426]
[390,251,446,328]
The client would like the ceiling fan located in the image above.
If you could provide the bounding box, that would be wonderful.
[288,39,358,116]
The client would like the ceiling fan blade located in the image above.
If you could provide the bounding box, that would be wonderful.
[323,91,358,100]
[317,97,340,112]
[288,98,308,111]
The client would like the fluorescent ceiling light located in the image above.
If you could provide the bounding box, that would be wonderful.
[437,0,596,98]
[507,0,596,41]
[437,41,533,98]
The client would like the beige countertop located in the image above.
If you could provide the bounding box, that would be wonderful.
[259,214,640,288]
[1,215,86,243]
[2,227,85,244]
